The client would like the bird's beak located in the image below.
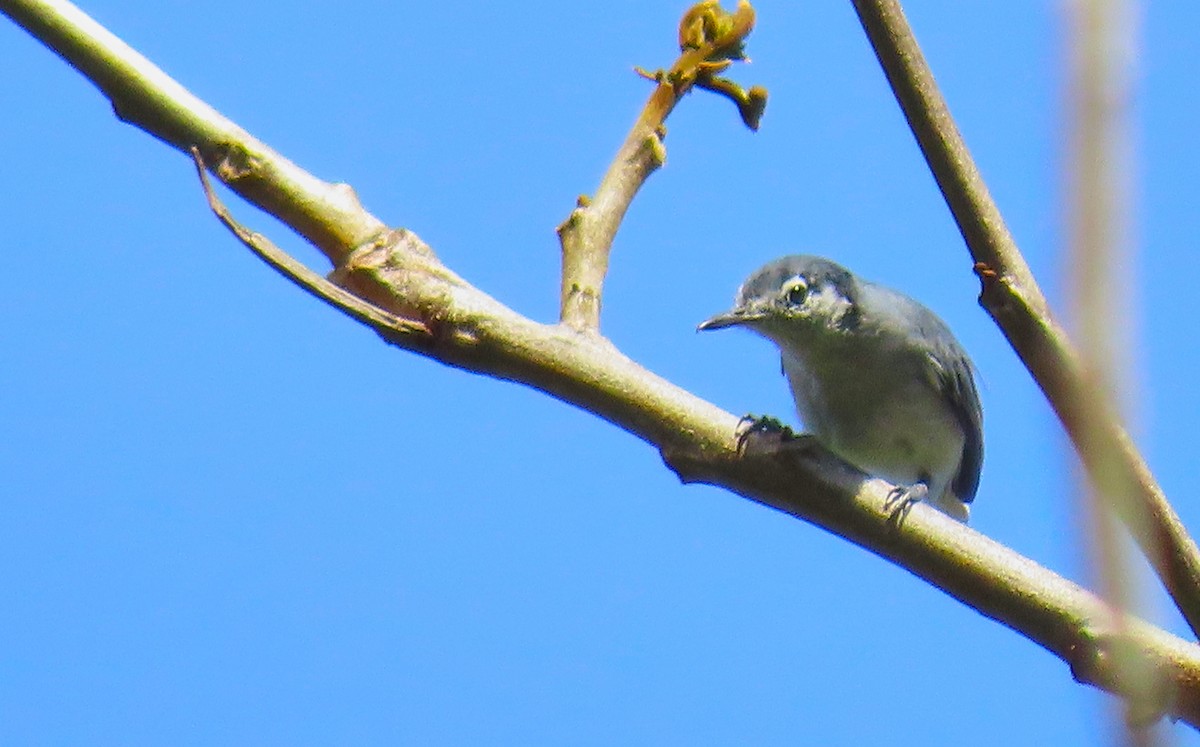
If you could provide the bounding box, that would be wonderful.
[697,308,761,331]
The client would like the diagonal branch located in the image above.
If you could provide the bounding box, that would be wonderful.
[6,0,1200,727]
[848,0,1200,640]
[0,0,387,264]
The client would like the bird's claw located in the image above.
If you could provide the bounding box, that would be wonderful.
[735,414,803,454]
[884,482,928,526]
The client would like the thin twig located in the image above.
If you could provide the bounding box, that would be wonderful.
[556,0,763,331]
[848,0,1200,640]
[190,147,429,342]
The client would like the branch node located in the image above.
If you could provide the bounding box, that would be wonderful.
[696,77,769,130]
[634,66,665,84]
[1068,625,1175,727]
[208,141,263,183]
[331,181,366,210]
[555,204,584,238]
[643,131,668,168]
[189,147,429,342]
[678,0,752,63]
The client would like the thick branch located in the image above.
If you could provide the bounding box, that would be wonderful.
[0,0,387,264]
[7,0,1200,726]
[848,0,1200,639]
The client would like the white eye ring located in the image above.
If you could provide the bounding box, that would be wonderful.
[782,277,809,307]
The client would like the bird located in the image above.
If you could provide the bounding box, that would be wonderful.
[698,255,983,521]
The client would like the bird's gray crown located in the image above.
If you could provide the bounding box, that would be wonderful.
[735,255,858,308]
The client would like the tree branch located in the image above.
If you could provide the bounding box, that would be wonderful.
[0,0,387,264]
[190,147,430,344]
[6,0,1200,727]
[848,0,1200,640]
[556,0,764,331]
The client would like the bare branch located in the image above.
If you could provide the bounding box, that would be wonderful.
[556,0,763,331]
[848,0,1200,640]
[0,0,387,264]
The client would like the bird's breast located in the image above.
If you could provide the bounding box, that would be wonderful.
[780,342,964,492]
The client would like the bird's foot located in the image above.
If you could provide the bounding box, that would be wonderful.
[735,414,796,451]
[884,482,929,526]
[733,415,823,461]
[737,413,795,436]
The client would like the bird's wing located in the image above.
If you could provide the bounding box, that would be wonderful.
[933,349,984,503]
[886,289,985,505]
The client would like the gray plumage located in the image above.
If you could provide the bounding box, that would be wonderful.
[699,255,983,521]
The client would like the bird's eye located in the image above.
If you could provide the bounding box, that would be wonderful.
[782,278,809,307]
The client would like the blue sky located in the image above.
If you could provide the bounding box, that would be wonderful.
[3,1,1200,744]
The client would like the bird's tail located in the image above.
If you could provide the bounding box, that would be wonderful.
[932,491,971,523]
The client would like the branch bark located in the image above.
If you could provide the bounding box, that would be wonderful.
[5,0,1200,728]
[0,0,386,264]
